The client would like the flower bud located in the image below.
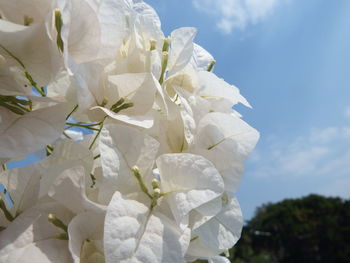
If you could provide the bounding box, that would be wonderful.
[151,178,159,189]
[48,213,68,232]
[54,9,64,52]
[153,188,161,199]
[132,165,141,178]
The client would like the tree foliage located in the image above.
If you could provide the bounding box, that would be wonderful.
[230,194,350,263]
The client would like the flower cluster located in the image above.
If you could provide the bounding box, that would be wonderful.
[0,0,259,262]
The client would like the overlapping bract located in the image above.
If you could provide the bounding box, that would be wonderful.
[0,0,259,262]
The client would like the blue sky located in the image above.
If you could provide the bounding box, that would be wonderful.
[149,0,350,219]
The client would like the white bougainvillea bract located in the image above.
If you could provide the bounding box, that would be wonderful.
[0,0,259,262]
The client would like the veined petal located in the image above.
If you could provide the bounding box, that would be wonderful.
[0,239,71,263]
[0,166,40,218]
[0,202,73,261]
[0,103,65,160]
[157,153,224,226]
[167,27,197,77]
[0,0,52,25]
[65,0,101,64]
[91,107,154,128]
[48,165,106,213]
[68,211,105,263]
[192,112,259,193]
[0,20,63,87]
[107,72,157,115]
[99,123,159,203]
[193,195,243,250]
[38,138,94,198]
[196,71,250,108]
[84,0,130,59]
[104,191,189,263]
[191,43,215,71]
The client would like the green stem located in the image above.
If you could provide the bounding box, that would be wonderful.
[65,122,100,131]
[89,117,106,150]
[65,105,78,120]
[48,214,68,232]
[0,196,14,222]
[24,71,46,97]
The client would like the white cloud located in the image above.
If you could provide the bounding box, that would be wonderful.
[192,0,280,34]
[249,126,350,179]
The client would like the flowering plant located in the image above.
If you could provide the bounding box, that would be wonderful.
[0,0,259,262]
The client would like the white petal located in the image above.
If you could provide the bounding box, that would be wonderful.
[107,72,157,115]
[157,153,224,226]
[191,43,215,71]
[65,0,101,64]
[38,138,94,197]
[132,0,162,35]
[193,112,259,193]
[99,123,159,203]
[178,93,196,145]
[0,202,73,260]
[0,239,72,263]
[92,106,154,128]
[0,0,52,24]
[0,103,65,160]
[85,0,130,59]
[68,211,105,263]
[196,71,250,107]
[209,256,231,263]
[0,20,63,86]
[0,64,30,96]
[168,27,197,77]
[48,165,106,213]
[189,197,222,230]
[0,166,40,216]
[104,192,189,263]
[194,195,243,250]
